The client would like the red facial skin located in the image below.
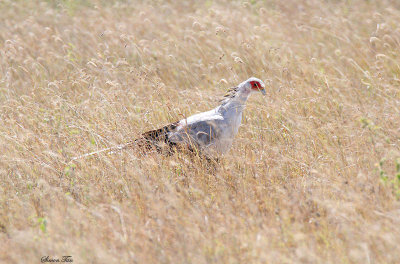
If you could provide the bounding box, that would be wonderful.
[250,81,262,91]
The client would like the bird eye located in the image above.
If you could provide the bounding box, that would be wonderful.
[250,81,261,89]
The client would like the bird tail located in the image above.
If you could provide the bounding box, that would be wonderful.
[70,122,179,161]
[70,142,133,161]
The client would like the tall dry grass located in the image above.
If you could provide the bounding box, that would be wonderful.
[1,0,400,263]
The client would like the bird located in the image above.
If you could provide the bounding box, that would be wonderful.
[71,77,266,161]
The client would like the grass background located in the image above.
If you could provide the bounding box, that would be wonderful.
[1,0,400,263]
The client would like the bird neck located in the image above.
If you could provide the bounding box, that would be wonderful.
[219,89,250,115]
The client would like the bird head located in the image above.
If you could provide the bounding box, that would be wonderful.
[241,77,266,95]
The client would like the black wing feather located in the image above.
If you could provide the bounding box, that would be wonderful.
[135,122,179,154]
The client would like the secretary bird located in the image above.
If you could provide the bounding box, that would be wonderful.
[71,77,266,161]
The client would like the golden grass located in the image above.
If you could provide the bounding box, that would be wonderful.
[1,0,400,263]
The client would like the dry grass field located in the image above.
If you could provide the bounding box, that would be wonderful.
[1,0,400,263]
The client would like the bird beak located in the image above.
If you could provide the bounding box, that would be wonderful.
[260,88,266,95]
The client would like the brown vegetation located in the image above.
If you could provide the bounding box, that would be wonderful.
[1,0,400,263]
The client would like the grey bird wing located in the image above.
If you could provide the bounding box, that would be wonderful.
[169,117,225,150]
[137,108,226,154]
